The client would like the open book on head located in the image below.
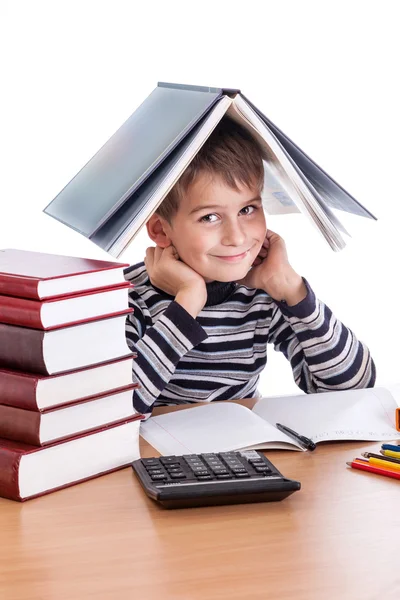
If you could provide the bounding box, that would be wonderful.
[43,82,376,257]
[140,387,400,456]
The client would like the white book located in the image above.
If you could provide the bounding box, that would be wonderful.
[140,387,400,456]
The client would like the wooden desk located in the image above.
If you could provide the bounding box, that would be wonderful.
[1,404,400,600]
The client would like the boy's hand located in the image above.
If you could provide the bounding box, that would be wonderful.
[144,245,207,318]
[237,230,307,306]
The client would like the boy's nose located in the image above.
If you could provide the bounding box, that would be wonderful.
[221,220,246,246]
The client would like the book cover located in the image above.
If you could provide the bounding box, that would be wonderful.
[0,355,135,411]
[0,248,129,299]
[0,416,142,502]
[0,282,132,329]
[0,311,133,375]
[0,386,139,445]
[43,83,223,238]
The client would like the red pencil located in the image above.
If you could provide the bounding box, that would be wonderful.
[346,459,400,480]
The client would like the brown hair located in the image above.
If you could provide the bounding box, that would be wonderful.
[155,117,266,222]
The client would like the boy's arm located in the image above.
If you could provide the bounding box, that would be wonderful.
[267,279,376,392]
[125,292,208,416]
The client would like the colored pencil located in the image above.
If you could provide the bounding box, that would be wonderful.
[346,459,400,480]
[362,451,400,465]
[366,457,400,472]
[381,444,400,452]
[380,449,400,459]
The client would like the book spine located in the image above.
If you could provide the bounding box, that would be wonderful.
[0,371,39,410]
[0,323,48,374]
[0,447,22,501]
[0,295,44,328]
[0,275,40,300]
[0,405,41,445]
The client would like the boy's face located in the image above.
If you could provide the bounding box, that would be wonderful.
[161,173,267,282]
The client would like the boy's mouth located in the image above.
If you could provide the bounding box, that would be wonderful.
[213,250,249,262]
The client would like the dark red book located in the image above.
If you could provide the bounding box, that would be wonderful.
[0,386,139,445]
[0,311,133,375]
[0,416,142,502]
[0,248,129,300]
[0,356,135,411]
[0,282,132,329]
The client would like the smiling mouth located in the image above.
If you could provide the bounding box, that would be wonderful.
[214,250,249,262]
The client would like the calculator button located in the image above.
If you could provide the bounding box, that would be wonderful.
[222,459,243,467]
[142,458,161,467]
[147,469,165,475]
[160,457,179,465]
[170,473,186,479]
[255,466,272,473]
[196,475,213,480]
[150,474,168,480]
[216,474,233,480]
[235,472,250,478]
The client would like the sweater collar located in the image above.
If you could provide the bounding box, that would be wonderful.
[205,280,237,306]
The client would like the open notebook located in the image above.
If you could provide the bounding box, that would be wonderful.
[140,387,400,455]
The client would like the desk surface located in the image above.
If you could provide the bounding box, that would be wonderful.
[1,403,400,600]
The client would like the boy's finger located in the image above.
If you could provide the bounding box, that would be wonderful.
[153,245,164,263]
[145,247,155,263]
[147,248,157,270]
[161,245,177,261]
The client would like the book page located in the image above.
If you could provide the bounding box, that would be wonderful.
[252,387,399,443]
[228,98,345,251]
[261,160,300,216]
[140,402,304,456]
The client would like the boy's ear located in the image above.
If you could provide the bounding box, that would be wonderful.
[146,213,172,248]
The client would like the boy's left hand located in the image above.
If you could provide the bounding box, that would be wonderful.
[237,230,307,306]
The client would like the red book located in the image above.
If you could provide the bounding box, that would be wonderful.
[0,282,132,329]
[0,386,139,445]
[0,356,135,411]
[0,311,133,375]
[0,417,142,501]
[0,248,129,300]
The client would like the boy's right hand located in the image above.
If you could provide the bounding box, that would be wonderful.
[144,245,207,318]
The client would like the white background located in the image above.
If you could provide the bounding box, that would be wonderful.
[1,0,399,395]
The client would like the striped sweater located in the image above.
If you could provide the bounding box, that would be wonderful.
[124,262,376,415]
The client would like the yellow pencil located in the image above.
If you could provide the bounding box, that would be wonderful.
[381,449,400,459]
[368,457,400,472]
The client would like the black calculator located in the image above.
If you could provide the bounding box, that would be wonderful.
[132,450,301,508]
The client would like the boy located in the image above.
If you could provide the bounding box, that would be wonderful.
[124,118,375,416]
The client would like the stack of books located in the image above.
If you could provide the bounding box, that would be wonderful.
[0,248,142,502]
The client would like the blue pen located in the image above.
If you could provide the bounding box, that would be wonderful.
[381,443,400,452]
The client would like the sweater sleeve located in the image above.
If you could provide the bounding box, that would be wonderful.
[267,279,376,393]
[125,294,208,415]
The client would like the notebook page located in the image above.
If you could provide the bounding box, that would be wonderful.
[140,402,304,456]
[252,387,400,443]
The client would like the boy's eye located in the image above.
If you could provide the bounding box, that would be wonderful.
[200,213,219,223]
[240,205,256,216]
